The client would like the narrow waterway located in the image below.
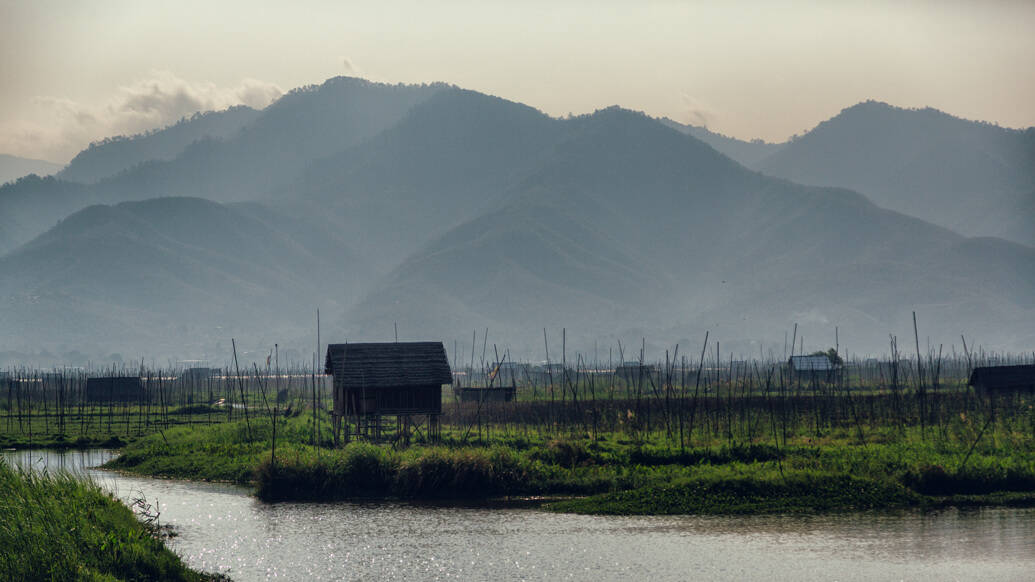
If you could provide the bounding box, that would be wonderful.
[5,449,1034,581]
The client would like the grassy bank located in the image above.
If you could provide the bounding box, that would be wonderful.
[103,414,1035,514]
[548,472,921,515]
[0,432,130,450]
[0,459,222,581]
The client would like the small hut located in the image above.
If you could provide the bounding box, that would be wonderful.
[456,385,516,403]
[85,377,144,402]
[180,367,220,382]
[615,361,655,384]
[788,355,837,381]
[325,341,452,441]
[968,365,1035,395]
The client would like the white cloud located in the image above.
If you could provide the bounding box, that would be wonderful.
[680,93,716,130]
[0,71,283,163]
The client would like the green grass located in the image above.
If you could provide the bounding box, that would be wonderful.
[101,413,1035,514]
[0,402,236,450]
[547,470,921,515]
[0,459,223,581]
[0,432,129,450]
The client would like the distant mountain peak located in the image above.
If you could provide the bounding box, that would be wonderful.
[823,99,1028,134]
[758,98,1035,246]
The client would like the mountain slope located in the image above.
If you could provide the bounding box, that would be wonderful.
[0,77,444,255]
[58,105,261,183]
[756,101,1035,246]
[2,80,1033,358]
[0,197,370,355]
[0,154,61,184]
[659,118,784,167]
[284,88,567,265]
[105,77,445,202]
[344,108,1035,354]
[0,175,89,254]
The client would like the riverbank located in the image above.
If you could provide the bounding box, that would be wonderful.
[0,433,129,450]
[0,458,224,581]
[102,416,1035,515]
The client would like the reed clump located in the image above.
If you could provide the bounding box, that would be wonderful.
[0,459,221,581]
[253,442,613,501]
[548,471,921,515]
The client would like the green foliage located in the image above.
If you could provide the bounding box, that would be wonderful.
[810,348,844,366]
[548,471,920,515]
[92,375,1035,516]
[0,460,220,581]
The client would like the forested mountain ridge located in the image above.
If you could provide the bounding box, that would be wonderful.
[755,101,1035,246]
[344,105,1035,354]
[58,105,261,183]
[0,77,445,256]
[1,80,1031,361]
[0,197,370,355]
[0,154,62,185]
[658,118,784,168]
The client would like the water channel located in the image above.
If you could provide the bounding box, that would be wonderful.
[4,449,1034,581]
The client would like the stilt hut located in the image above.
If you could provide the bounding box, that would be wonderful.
[325,341,452,442]
[85,377,144,402]
[969,365,1035,395]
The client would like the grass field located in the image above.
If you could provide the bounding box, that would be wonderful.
[0,459,223,581]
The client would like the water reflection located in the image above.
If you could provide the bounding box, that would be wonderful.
[4,449,1034,581]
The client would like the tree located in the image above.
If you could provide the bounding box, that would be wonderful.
[811,348,843,367]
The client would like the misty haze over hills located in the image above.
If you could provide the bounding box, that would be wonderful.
[658,119,784,168]
[57,106,262,184]
[755,101,1035,247]
[0,77,1031,364]
[0,154,61,185]
[0,78,443,256]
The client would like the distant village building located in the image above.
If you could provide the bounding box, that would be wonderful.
[496,361,529,383]
[968,365,1035,395]
[455,359,519,402]
[615,361,655,383]
[787,355,838,381]
[324,341,452,441]
[529,362,568,382]
[455,385,516,403]
[85,377,144,402]
[179,367,221,382]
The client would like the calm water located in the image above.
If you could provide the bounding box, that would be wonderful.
[5,449,1035,581]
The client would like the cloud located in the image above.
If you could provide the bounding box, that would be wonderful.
[104,71,283,136]
[0,71,283,163]
[680,93,716,129]
[339,56,366,77]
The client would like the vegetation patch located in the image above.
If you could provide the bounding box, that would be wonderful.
[102,411,1035,515]
[0,459,222,581]
[547,471,921,515]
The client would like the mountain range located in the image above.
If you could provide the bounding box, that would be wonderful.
[0,77,1031,363]
[0,154,61,185]
[755,101,1035,247]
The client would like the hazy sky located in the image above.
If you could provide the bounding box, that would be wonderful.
[2,0,1033,162]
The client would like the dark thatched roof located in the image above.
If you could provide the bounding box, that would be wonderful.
[85,377,143,390]
[324,341,452,389]
[968,365,1035,390]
